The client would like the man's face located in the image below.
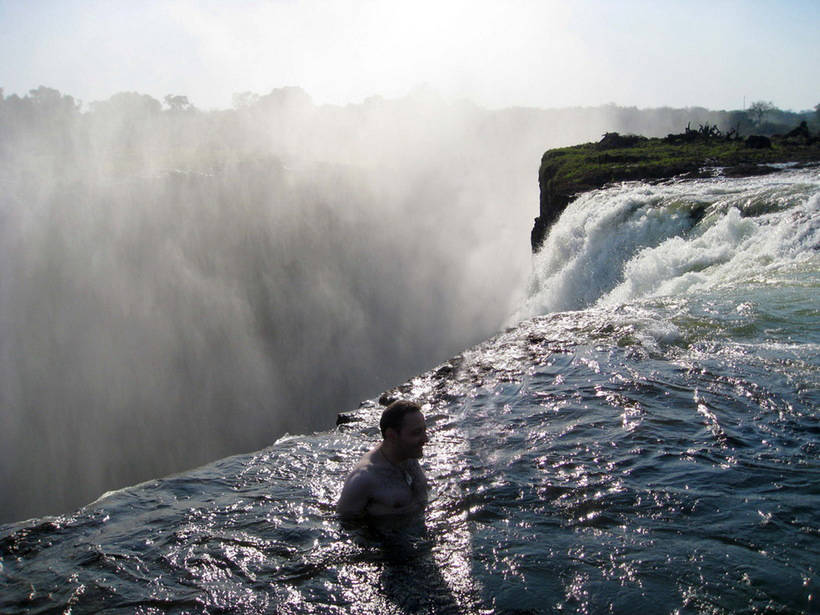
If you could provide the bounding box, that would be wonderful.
[396,411,428,459]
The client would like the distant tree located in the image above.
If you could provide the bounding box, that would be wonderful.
[257,87,313,113]
[164,94,193,112]
[727,110,752,134]
[28,85,62,105]
[815,103,820,122]
[232,91,260,109]
[748,100,776,127]
[90,92,161,116]
[25,86,80,115]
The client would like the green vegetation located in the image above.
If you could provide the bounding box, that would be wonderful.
[544,134,818,187]
[532,125,820,250]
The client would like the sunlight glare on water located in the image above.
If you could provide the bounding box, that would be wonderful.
[1,170,818,613]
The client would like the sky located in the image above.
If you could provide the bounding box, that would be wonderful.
[1,0,818,112]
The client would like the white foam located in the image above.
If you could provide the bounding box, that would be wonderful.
[514,170,820,321]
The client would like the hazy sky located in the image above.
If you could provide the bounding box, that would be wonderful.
[1,0,818,111]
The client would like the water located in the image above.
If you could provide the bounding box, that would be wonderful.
[1,169,818,613]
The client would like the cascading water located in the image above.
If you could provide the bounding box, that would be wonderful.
[517,168,819,319]
[2,167,817,613]
[3,91,789,526]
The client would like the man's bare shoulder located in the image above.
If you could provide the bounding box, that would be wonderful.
[336,446,387,517]
[344,458,378,486]
[348,446,384,473]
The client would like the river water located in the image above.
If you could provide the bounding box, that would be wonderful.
[1,168,818,613]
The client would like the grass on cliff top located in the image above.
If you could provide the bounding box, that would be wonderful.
[541,137,820,193]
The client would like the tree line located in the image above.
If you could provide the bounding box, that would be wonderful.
[2,86,817,173]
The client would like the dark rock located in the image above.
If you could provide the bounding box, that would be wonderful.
[723,164,777,177]
[745,135,771,149]
[532,193,571,251]
[532,160,573,251]
[785,121,811,139]
[782,121,813,145]
[378,392,397,406]
[336,412,359,425]
[597,132,646,149]
[689,203,708,224]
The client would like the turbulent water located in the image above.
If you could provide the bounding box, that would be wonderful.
[1,168,818,613]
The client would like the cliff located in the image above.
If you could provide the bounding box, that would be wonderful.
[531,124,820,251]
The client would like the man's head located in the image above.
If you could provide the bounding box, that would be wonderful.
[380,400,428,459]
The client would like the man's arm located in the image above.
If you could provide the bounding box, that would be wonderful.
[336,469,372,518]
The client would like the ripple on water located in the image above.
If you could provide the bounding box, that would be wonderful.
[1,277,819,613]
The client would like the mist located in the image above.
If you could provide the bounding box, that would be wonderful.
[0,86,756,522]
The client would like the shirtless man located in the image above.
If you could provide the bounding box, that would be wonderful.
[336,400,429,518]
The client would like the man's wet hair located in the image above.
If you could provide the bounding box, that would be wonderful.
[379,400,422,437]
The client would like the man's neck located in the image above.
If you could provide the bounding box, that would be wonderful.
[379,442,405,466]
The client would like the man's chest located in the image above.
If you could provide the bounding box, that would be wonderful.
[367,470,415,512]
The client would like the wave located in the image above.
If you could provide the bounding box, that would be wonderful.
[514,168,820,322]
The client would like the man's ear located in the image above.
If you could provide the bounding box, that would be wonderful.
[384,426,399,442]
